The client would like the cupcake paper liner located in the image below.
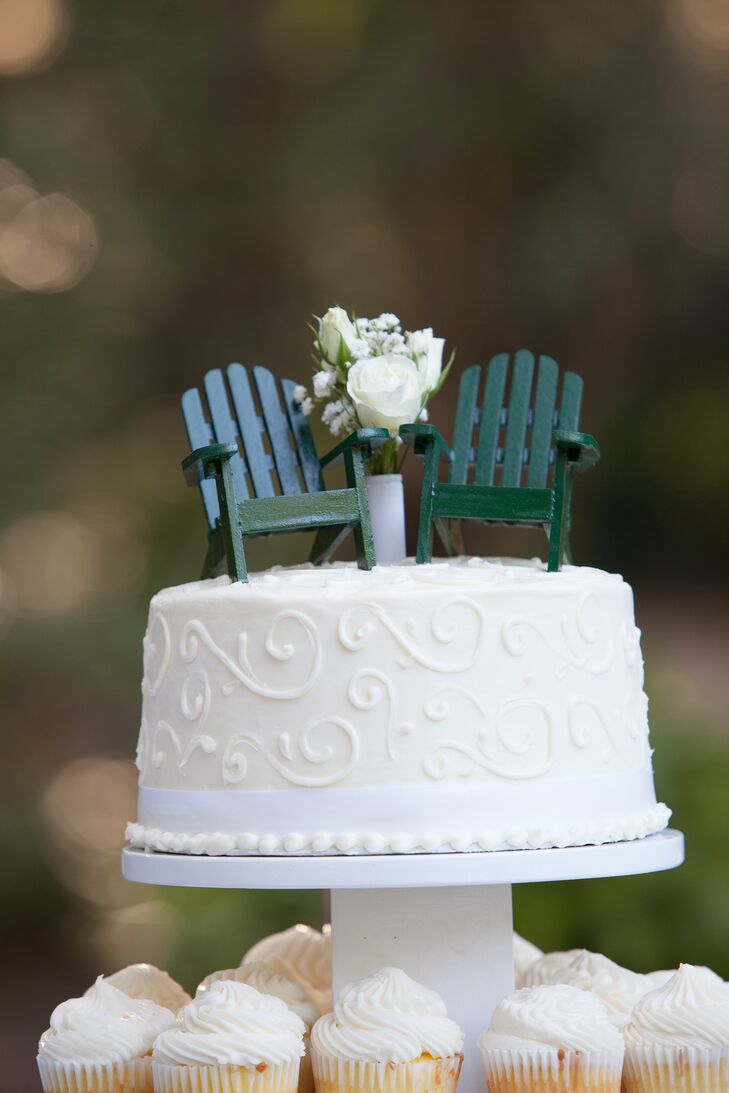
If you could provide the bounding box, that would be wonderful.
[479,1046,624,1093]
[310,1052,463,1093]
[623,1044,729,1093]
[299,1052,314,1093]
[37,1056,153,1093]
[152,1059,300,1093]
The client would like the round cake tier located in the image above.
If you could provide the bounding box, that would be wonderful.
[127,558,670,856]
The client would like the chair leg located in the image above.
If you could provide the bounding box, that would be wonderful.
[415,440,440,564]
[547,452,569,572]
[201,529,226,579]
[434,518,458,557]
[214,459,248,582]
[346,447,376,569]
[310,523,351,566]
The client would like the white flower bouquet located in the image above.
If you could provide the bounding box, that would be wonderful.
[294,307,452,475]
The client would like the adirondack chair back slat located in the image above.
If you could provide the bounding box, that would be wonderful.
[501,349,535,487]
[527,355,559,488]
[204,369,251,501]
[181,388,219,530]
[557,371,583,432]
[474,353,509,486]
[253,365,303,496]
[281,378,324,494]
[449,365,481,485]
[227,363,276,499]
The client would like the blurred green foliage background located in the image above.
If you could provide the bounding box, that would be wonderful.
[2,1,729,1089]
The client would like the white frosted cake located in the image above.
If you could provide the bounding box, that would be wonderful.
[126,558,670,855]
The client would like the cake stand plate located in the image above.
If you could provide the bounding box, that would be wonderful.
[122,831,683,1093]
[122,828,683,889]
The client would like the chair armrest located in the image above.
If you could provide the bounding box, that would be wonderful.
[182,442,239,486]
[553,430,601,471]
[319,428,390,469]
[399,423,453,462]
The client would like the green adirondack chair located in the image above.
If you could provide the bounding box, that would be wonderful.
[401,350,600,571]
[181,364,388,582]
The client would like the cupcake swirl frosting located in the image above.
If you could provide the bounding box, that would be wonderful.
[478,985,625,1053]
[243,924,332,1014]
[311,967,464,1063]
[197,961,319,1028]
[542,950,651,1026]
[522,949,581,988]
[625,964,729,1048]
[153,979,306,1068]
[38,976,177,1064]
[103,963,190,1013]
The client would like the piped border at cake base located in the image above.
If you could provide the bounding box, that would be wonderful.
[125,802,671,856]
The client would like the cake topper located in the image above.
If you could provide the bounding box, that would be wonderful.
[401,349,600,571]
[180,363,388,583]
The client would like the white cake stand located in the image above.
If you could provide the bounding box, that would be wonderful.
[123,829,683,1093]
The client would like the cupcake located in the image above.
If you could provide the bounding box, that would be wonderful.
[37,975,176,1093]
[478,984,624,1093]
[514,933,544,989]
[623,963,729,1093]
[197,963,318,1093]
[310,966,463,1093]
[153,978,305,1093]
[533,950,651,1027]
[243,924,332,1015]
[522,950,582,988]
[101,964,190,1014]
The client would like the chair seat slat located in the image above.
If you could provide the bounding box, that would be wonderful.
[501,349,535,487]
[527,355,559,489]
[181,388,220,529]
[227,363,276,498]
[450,365,481,484]
[281,377,324,494]
[253,366,302,496]
[203,369,250,501]
[474,353,509,486]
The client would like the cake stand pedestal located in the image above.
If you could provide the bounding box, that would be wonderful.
[123,829,683,1093]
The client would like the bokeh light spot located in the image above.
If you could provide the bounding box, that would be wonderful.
[0,0,69,76]
[0,509,99,614]
[0,192,97,293]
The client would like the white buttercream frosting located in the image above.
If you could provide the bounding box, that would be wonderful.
[102,964,190,1012]
[532,949,651,1026]
[514,933,543,988]
[625,964,729,1048]
[478,984,625,1054]
[197,962,318,1028]
[521,950,582,987]
[38,976,177,1064]
[128,557,669,858]
[311,966,464,1063]
[153,979,305,1068]
[243,925,332,1014]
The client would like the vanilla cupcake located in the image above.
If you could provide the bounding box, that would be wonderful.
[514,933,544,989]
[153,978,305,1093]
[37,976,177,1093]
[101,964,190,1014]
[197,963,318,1093]
[478,984,624,1093]
[536,950,651,1027]
[522,950,582,988]
[243,924,332,1015]
[311,966,463,1093]
[623,963,729,1093]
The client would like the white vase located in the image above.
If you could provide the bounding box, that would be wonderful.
[365,473,407,565]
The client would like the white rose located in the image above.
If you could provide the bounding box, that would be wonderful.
[319,307,358,365]
[346,355,425,436]
[407,327,445,393]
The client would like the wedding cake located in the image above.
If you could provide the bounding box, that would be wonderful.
[126,557,669,856]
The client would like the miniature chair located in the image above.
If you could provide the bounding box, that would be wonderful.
[401,349,600,571]
[181,364,388,582]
